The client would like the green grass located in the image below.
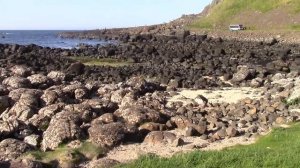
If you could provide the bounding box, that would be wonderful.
[70,56,134,67]
[25,141,104,166]
[190,0,300,30]
[283,97,300,106]
[119,123,300,168]
[289,24,300,31]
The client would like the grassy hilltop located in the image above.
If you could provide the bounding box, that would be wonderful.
[189,0,300,30]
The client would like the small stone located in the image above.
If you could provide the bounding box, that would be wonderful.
[98,113,115,124]
[248,108,257,115]
[226,126,237,137]
[194,95,208,107]
[171,138,185,147]
[184,126,196,137]
[139,122,161,132]
[217,129,226,138]
[275,117,286,124]
[266,106,275,113]
[24,134,40,147]
[144,131,177,145]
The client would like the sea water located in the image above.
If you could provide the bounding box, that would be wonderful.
[0,30,110,49]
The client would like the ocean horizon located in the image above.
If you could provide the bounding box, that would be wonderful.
[0,30,109,49]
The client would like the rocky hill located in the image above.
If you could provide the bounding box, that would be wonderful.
[190,0,300,30]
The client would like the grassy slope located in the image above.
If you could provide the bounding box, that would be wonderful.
[119,123,300,168]
[189,0,300,30]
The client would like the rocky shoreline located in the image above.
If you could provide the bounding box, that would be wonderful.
[0,33,300,167]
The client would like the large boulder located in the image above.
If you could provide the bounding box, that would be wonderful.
[3,102,36,122]
[27,74,51,88]
[67,62,85,75]
[41,90,59,106]
[10,65,32,77]
[114,106,161,126]
[47,71,66,83]
[2,77,31,88]
[231,66,253,83]
[88,122,125,148]
[0,120,21,138]
[3,92,40,121]
[8,88,43,103]
[144,131,183,146]
[110,89,127,104]
[18,93,39,107]
[125,76,161,94]
[41,110,82,151]
[28,103,65,130]
[0,139,31,161]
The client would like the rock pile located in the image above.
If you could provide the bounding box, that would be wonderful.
[0,34,300,167]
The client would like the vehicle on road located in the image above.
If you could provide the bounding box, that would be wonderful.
[229,24,245,31]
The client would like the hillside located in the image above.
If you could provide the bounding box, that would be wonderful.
[189,0,300,30]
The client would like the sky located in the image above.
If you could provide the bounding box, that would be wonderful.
[0,0,212,30]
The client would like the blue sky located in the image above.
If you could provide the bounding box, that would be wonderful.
[0,0,212,30]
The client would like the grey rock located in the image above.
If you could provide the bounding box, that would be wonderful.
[98,113,115,124]
[4,102,36,122]
[24,134,40,147]
[2,76,31,88]
[27,74,50,87]
[8,88,43,103]
[47,71,66,83]
[0,139,31,161]
[111,89,127,104]
[226,126,237,137]
[0,120,21,137]
[170,116,191,129]
[41,110,82,151]
[28,103,65,129]
[114,106,161,126]
[144,131,177,145]
[41,90,59,106]
[18,93,39,107]
[88,122,125,148]
[250,77,263,88]
[232,66,251,83]
[74,88,88,99]
[10,65,32,77]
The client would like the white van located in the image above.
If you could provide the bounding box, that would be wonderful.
[229,24,245,31]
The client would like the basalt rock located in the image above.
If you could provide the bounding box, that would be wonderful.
[144,131,183,146]
[10,65,32,77]
[114,106,162,126]
[88,122,125,148]
[2,76,31,88]
[41,110,82,151]
[0,139,31,161]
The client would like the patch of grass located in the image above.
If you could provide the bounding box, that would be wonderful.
[70,56,134,67]
[190,0,300,30]
[75,141,104,160]
[283,97,300,106]
[119,123,300,168]
[26,141,104,166]
[289,24,300,31]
